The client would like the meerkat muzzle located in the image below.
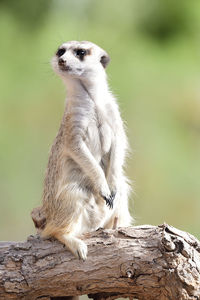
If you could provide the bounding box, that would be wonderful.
[58,58,71,71]
[58,57,65,64]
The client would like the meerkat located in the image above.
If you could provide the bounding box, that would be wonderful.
[41,41,132,260]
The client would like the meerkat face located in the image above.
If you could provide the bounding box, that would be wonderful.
[52,41,110,80]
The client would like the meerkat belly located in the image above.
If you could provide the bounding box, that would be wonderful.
[86,120,113,160]
[99,123,113,154]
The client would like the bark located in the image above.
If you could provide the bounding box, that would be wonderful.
[0,223,200,300]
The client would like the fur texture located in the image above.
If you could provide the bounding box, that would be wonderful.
[42,41,132,260]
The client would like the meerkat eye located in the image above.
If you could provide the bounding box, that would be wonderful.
[56,48,66,57]
[75,49,86,57]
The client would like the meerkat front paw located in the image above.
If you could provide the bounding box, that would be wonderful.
[100,190,115,209]
[107,175,118,198]
[107,176,117,196]
[99,182,112,208]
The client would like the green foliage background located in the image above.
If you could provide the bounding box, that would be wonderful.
[1,0,200,241]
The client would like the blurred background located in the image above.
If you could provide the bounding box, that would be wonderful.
[0,0,200,241]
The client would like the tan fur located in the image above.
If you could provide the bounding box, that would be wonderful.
[41,41,132,260]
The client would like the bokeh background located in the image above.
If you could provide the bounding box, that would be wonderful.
[1,0,200,241]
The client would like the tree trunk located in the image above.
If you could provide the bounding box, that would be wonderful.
[0,224,200,300]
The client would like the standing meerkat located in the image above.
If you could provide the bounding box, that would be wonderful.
[42,41,132,260]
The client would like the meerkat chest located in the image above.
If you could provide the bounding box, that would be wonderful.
[86,104,114,157]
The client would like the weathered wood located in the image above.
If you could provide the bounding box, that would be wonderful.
[0,224,200,300]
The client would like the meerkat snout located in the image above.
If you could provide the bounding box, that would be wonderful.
[58,57,72,72]
[58,57,66,66]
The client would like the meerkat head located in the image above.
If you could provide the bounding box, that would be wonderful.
[52,41,110,81]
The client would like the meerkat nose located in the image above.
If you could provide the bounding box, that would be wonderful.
[58,58,66,66]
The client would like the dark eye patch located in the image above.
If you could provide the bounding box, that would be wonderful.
[56,48,66,57]
[74,48,88,61]
[75,49,86,56]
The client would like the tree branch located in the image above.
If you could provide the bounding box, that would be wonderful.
[0,223,200,300]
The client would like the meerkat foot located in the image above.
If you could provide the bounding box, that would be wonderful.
[75,240,88,261]
[56,233,88,261]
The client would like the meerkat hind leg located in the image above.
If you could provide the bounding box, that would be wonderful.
[55,232,88,261]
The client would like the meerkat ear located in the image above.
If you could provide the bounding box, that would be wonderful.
[100,52,110,68]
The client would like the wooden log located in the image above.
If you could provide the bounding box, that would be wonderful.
[0,223,200,300]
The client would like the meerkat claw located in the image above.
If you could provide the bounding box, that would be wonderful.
[102,194,114,209]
